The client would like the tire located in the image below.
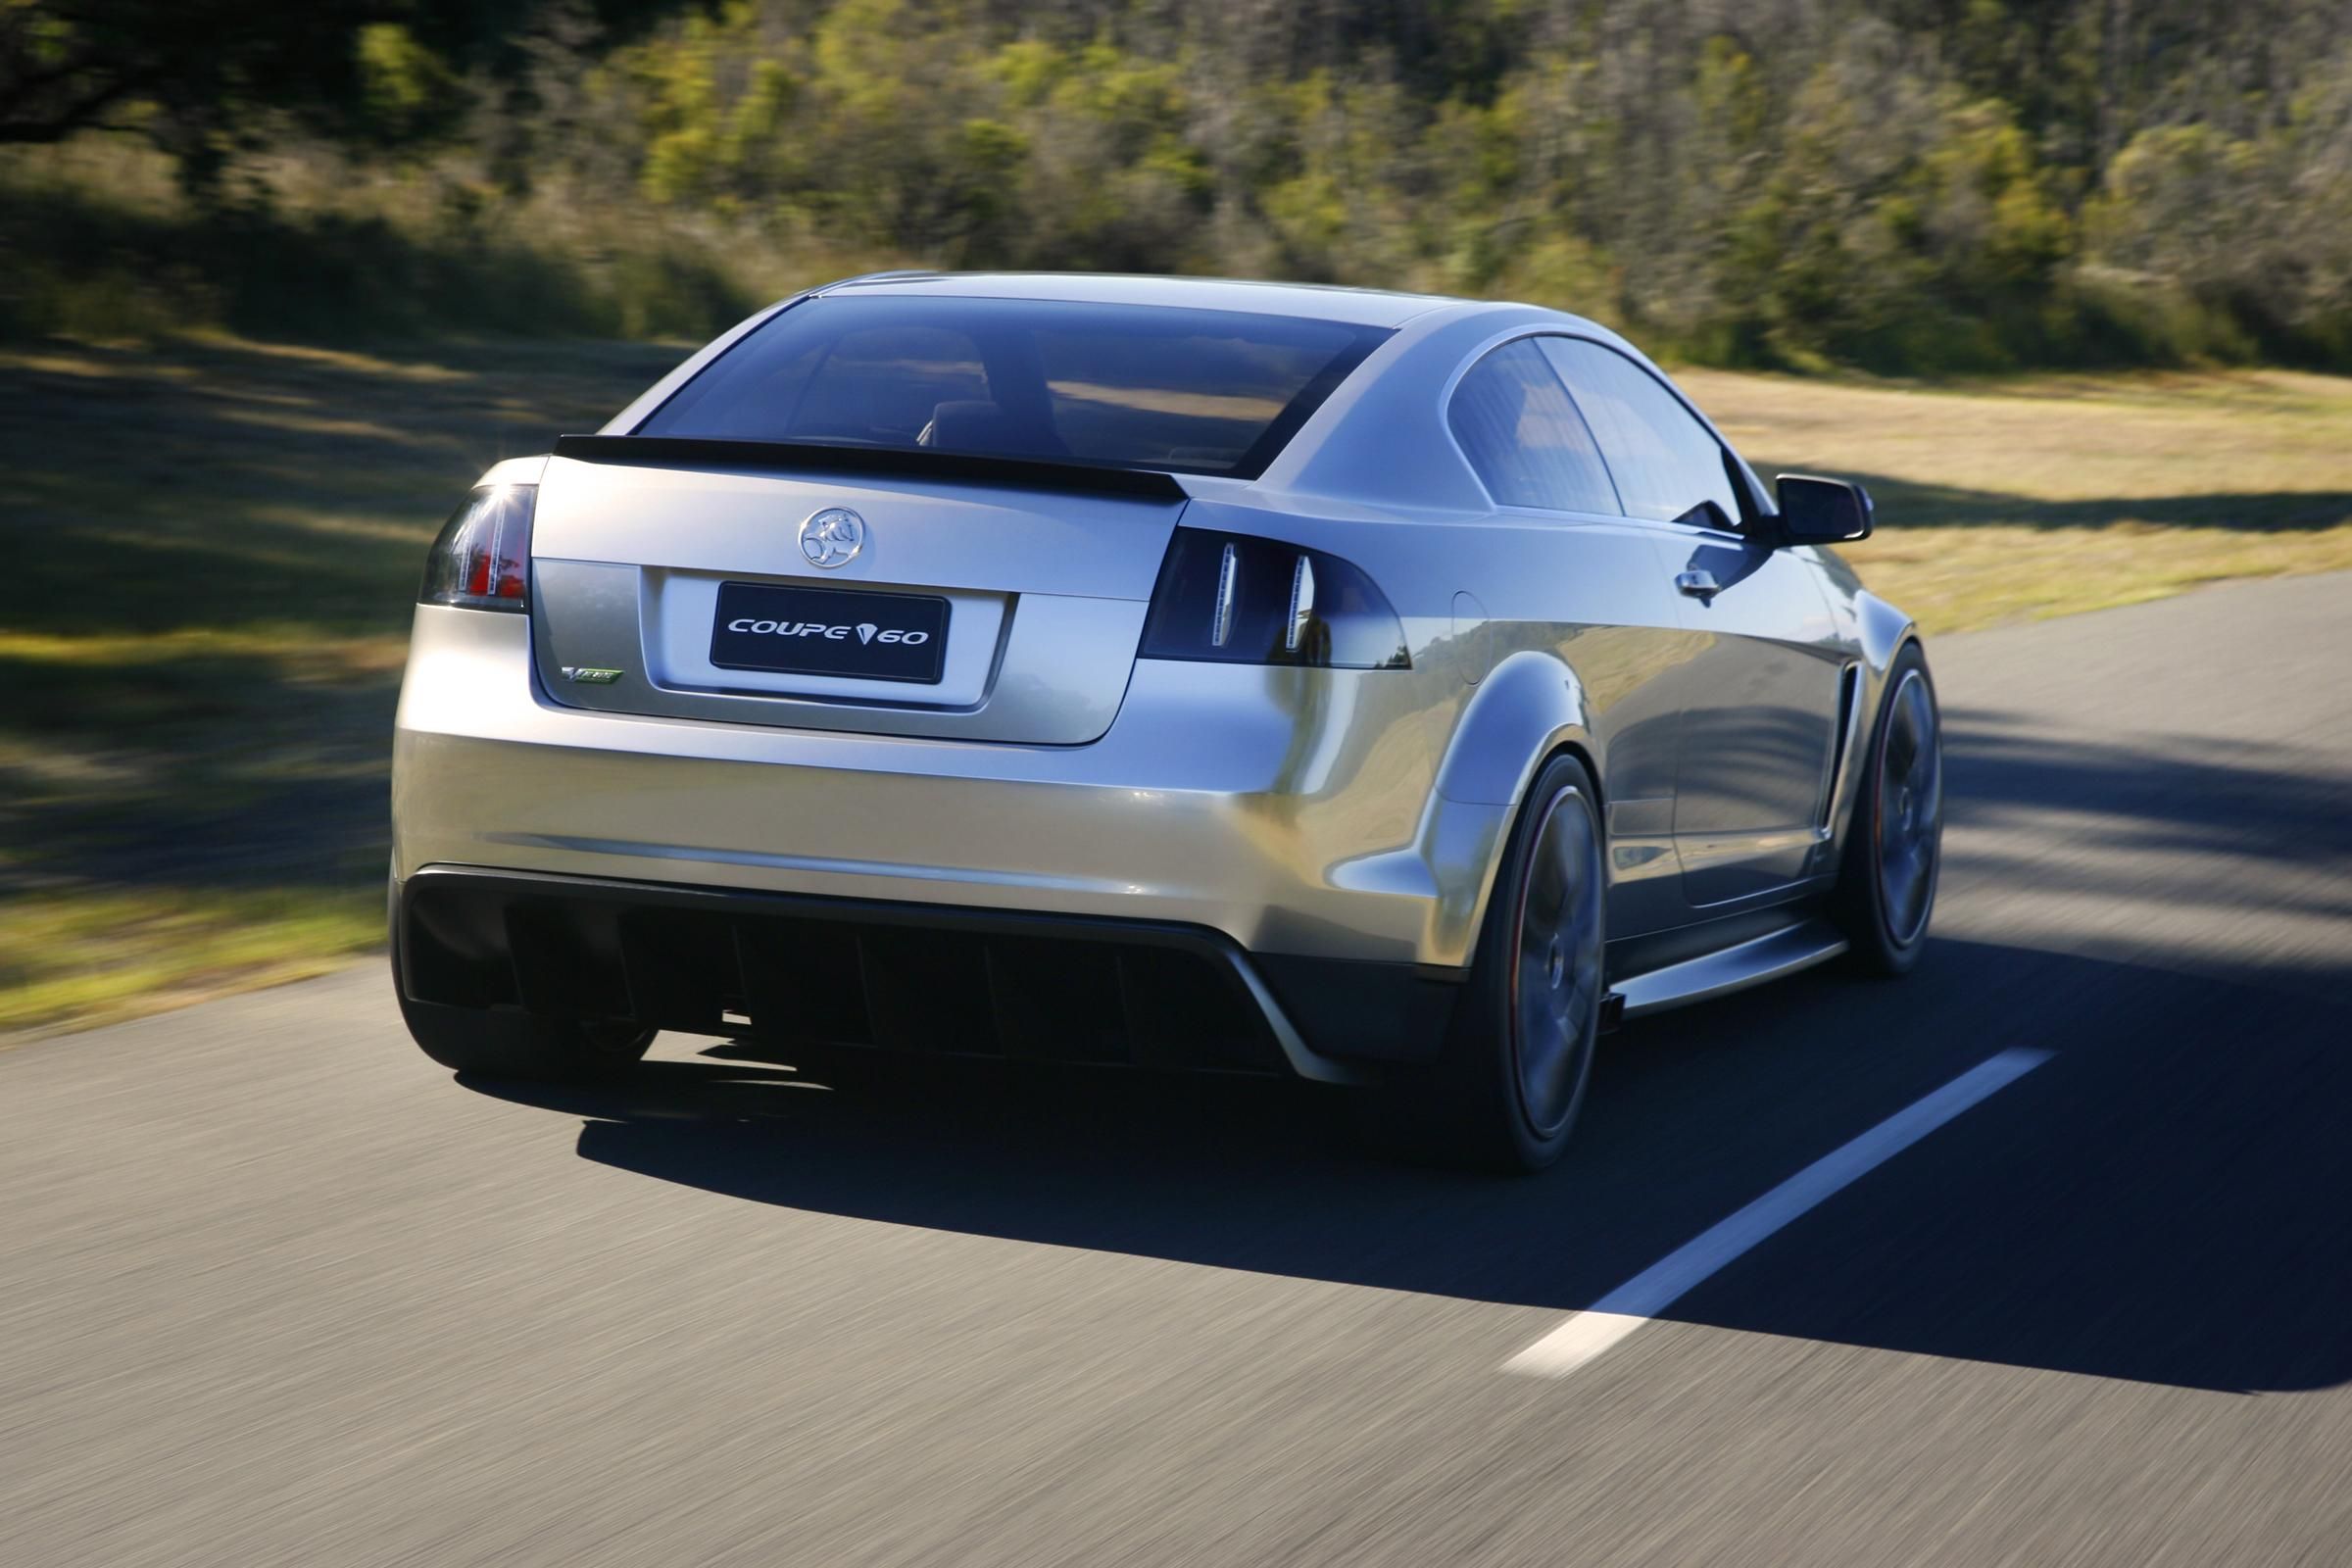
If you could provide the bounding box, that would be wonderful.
[390,919,654,1082]
[1835,643,1943,976]
[1365,754,1608,1173]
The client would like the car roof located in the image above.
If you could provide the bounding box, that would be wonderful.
[599,271,1690,515]
[816,270,1495,330]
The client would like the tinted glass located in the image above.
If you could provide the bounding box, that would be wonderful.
[1540,338,1742,524]
[1446,340,1620,514]
[638,296,1390,478]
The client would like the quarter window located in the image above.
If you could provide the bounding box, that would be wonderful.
[1540,338,1741,525]
[1447,340,1620,514]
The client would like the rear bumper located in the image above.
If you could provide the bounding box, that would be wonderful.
[395,867,1461,1077]
[393,606,1508,971]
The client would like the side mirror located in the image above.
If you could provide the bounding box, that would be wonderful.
[1774,474,1874,544]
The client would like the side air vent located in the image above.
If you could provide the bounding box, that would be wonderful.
[1819,662,1864,830]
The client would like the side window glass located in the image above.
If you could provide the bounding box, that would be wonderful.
[1446,340,1621,514]
[1540,338,1741,525]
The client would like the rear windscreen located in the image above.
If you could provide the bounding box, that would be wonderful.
[636,295,1392,478]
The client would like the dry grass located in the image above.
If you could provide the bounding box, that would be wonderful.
[3,341,2349,1036]
[1683,368,2352,631]
[1834,521,2352,631]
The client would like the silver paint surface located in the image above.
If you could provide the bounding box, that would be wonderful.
[393,273,1920,992]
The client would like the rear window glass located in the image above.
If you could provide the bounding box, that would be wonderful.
[637,295,1391,478]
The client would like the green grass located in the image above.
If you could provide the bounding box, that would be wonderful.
[0,334,682,1040]
[3,336,2350,1038]
[0,888,383,1033]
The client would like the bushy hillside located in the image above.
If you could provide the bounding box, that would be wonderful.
[7,0,2352,370]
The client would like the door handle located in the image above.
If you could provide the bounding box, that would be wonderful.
[1676,569,1721,603]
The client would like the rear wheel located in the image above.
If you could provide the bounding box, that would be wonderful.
[1836,645,1943,975]
[1366,754,1607,1172]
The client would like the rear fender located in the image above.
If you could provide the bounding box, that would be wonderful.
[1331,651,1592,970]
[1431,651,1593,808]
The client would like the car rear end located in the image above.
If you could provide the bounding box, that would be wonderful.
[390,281,1467,1081]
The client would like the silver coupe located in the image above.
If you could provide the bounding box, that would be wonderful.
[390,272,1941,1170]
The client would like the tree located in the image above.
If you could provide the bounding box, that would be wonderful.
[0,0,634,189]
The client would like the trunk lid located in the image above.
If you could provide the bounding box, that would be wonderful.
[525,446,1186,745]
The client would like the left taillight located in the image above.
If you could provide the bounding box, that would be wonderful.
[419,483,536,612]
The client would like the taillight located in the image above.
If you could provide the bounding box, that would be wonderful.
[418,484,535,611]
[1141,528,1409,669]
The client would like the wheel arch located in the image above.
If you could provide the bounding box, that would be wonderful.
[1821,623,1934,886]
[1854,588,1923,677]
[1415,650,1607,971]
[1430,650,1602,811]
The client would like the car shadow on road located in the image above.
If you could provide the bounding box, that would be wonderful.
[465,933,2352,1396]
[1945,706,2352,882]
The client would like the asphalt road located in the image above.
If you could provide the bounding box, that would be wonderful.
[6,572,2350,1567]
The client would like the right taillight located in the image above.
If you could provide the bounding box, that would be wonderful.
[1140,528,1409,669]
[418,484,535,611]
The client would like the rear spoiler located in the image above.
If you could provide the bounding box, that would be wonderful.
[551,435,1191,501]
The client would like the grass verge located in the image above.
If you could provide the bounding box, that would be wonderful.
[0,888,382,1035]
[1685,367,2352,631]
[0,333,681,1041]
[3,339,2349,1038]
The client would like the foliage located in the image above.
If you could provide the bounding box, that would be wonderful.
[0,1,538,192]
[8,0,2352,370]
[0,148,774,342]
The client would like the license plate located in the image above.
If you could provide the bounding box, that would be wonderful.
[710,581,951,684]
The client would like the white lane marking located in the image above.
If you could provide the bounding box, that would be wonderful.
[1504,1047,2054,1378]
